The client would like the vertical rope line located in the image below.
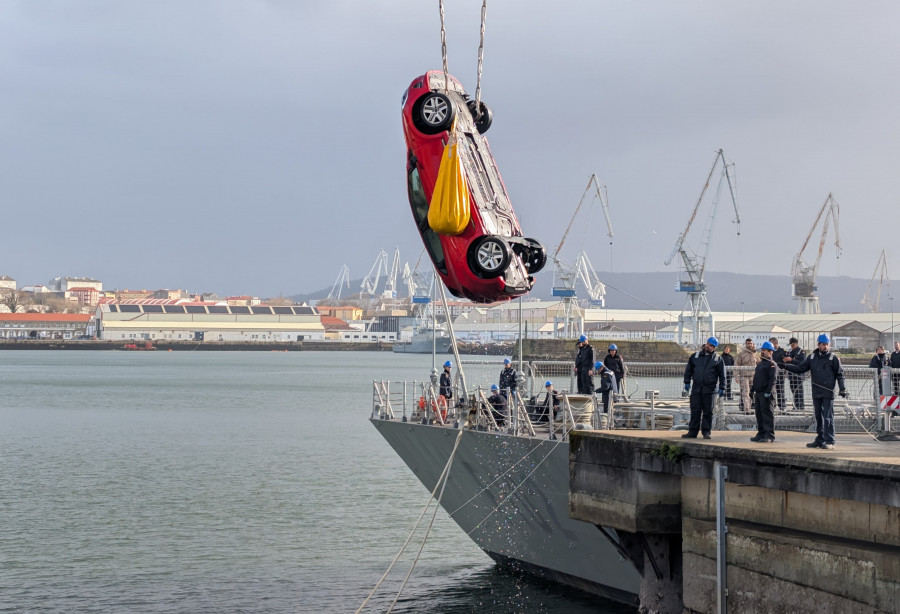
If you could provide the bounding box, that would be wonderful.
[474,0,487,110]
[439,0,449,93]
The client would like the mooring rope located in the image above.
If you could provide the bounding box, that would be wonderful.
[463,436,566,537]
[386,427,464,612]
[447,434,563,517]
[356,427,465,613]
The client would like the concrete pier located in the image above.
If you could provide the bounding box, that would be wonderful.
[569,430,900,613]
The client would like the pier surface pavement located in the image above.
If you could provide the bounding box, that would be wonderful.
[603,428,900,468]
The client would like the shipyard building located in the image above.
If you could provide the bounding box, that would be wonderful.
[92,302,325,342]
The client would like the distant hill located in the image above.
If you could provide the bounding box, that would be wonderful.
[290,271,886,314]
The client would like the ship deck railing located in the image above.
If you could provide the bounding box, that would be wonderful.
[372,362,898,437]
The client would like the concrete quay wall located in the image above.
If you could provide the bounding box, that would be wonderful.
[569,431,900,613]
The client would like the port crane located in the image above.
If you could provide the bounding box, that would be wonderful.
[402,250,434,305]
[791,193,841,314]
[664,149,741,345]
[360,249,388,303]
[861,250,889,313]
[382,247,401,299]
[327,264,351,300]
[550,174,614,337]
[575,251,607,306]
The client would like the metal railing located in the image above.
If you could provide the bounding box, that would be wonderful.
[374,362,898,436]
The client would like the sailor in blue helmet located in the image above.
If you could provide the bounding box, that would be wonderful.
[593,361,618,413]
[487,384,507,426]
[749,341,778,443]
[439,360,453,401]
[603,343,626,395]
[782,334,846,450]
[782,337,807,409]
[682,336,726,439]
[499,358,517,397]
[574,334,595,394]
[534,380,560,423]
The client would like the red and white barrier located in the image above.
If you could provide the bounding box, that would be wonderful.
[880,396,899,410]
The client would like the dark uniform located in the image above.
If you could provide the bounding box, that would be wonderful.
[783,348,846,447]
[575,342,595,394]
[594,367,618,413]
[603,352,626,395]
[531,388,560,423]
[890,348,900,395]
[682,348,726,438]
[499,366,517,397]
[439,369,453,400]
[721,350,735,399]
[771,344,787,410]
[786,344,806,409]
[487,392,507,426]
[870,351,888,396]
[750,356,777,441]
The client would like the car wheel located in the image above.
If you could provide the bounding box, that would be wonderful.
[468,236,511,279]
[466,100,493,134]
[413,92,456,135]
[523,238,547,273]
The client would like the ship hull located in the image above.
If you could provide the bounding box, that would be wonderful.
[392,334,452,354]
[370,418,641,604]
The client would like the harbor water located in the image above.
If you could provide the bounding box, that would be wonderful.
[0,351,634,613]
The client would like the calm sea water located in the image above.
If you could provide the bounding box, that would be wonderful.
[0,351,634,613]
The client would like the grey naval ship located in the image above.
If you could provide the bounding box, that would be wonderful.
[392,328,452,354]
[370,390,641,605]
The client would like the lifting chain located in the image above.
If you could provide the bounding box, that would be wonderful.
[473,0,487,114]
[438,0,488,117]
[439,0,449,93]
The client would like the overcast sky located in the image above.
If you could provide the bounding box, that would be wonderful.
[2,1,898,298]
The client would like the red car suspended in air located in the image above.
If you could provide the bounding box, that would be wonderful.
[401,70,545,304]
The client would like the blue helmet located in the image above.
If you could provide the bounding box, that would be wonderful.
[444,360,452,368]
[545,380,553,387]
[490,384,499,391]
[594,361,603,370]
[578,335,587,343]
[609,344,618,350]
[706,336,719,348]
[817,334,830,344]
[503,358,511,365]
[761,341,775,351]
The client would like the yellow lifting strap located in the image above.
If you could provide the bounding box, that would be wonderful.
[427,126,470,236]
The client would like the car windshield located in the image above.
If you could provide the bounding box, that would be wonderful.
[407,163,446,273]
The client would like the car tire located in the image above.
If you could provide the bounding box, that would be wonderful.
[523,238,547,273]
[468,236,511,279]
[413,92,456,135]
[466,100,493,134]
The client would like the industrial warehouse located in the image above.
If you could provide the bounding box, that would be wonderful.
[90,302,325,342]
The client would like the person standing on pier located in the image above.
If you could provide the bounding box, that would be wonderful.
[603,344,626,396]
[890,342,900,395]
[750,341,778,443]
[782,334,846,450]
[783,337,806,409]
[769,337,787,411]
[870,346,888,396]
[574,335,595,394]
[439,360,454,402]
[735,338,759,413]
[499,358,517,398]
[681,336,726,440]
[593,361,618,413]
[721,345,735,400]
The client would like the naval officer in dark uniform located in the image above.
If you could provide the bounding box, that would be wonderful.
[682,337,726,440]
[750,341,778,442]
